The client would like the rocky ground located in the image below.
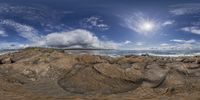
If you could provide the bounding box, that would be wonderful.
[1,48,200,100]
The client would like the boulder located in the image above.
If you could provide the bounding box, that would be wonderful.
[195,59,200,64]
[185,64,200,69]
[143,64,169,88]
[1,58,14,64]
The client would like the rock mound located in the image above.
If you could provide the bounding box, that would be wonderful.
[58,64,141,94]
[0,48,200,100]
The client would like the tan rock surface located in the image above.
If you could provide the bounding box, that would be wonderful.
[0,48,200,100]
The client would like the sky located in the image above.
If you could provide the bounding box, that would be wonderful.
[0,0,200,50]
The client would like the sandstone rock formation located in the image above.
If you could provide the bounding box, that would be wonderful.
[0,48,200,100]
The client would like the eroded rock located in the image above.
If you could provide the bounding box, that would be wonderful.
[143,63,169,88]
[0,48,200,99]
[1,57,14,64]
[58,64,141,94]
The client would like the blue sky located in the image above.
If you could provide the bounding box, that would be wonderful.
[0,0,200,50]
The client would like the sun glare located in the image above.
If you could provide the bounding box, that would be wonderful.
[143,22,154,31]
[131,15,158,35]
[140,21,155,32]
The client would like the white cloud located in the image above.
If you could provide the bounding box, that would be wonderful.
[162,20,174,26]
[122,12,174,36]
[135,40,198,50]
[0,21,120,49]
[150,39,198,50]
[45,29,99,48]
[160,43,170,46]
[136,42,144,46]
[170,3,200,15]
[0,42,29,50]
[102,38,200,50]
[0,4,120,50]
[123,13,157,35]
[170,39,196,44]
[124,40,131,44]
[0,19,42,42]
[0,30,8,37]
[0,3,71,33]
[186,39,196,44]
[126,39,198,50]
[181,27,200,35]
[170,39,185,43]
[44,29,119,49]
[80,16,109,31]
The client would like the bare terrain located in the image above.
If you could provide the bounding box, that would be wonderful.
[1,48,200,100]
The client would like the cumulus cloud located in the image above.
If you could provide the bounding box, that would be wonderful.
[80,16,109,31]
[0,20,119,49]
[0,30,8,37]
[170,3,200,15]
[181,27,200,35]
[44,29,118,49]
[45,29,100,48]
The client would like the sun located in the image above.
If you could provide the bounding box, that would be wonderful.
[143,22,154,31]
[130,16,158,35]
[140,21,155,32]
[127,14,159,35]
